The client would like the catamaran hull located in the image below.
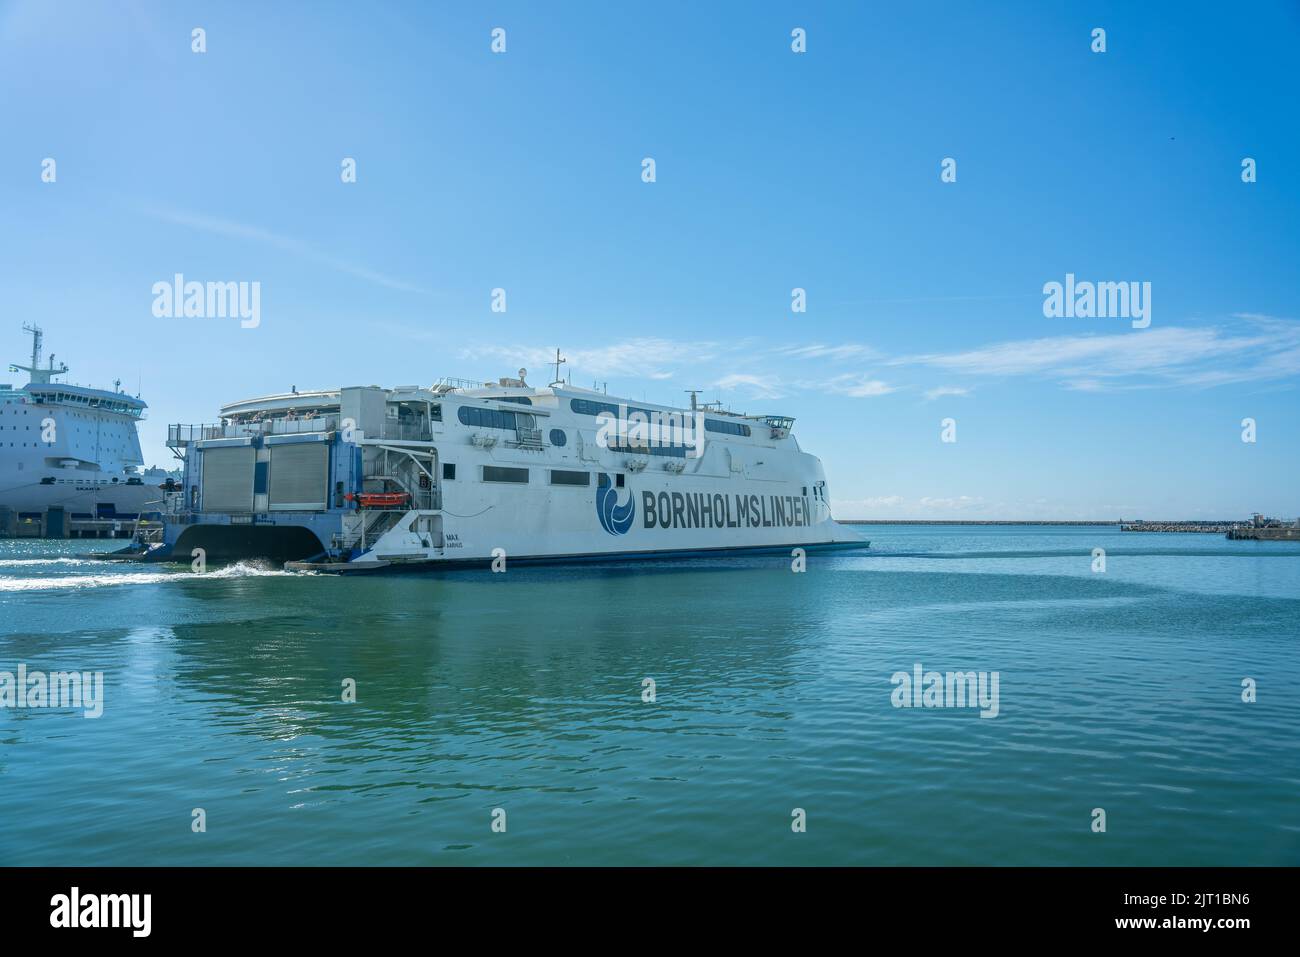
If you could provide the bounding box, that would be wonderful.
[287,538,870,574]
[156,380,867,572]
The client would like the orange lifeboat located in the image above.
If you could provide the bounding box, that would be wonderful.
[356,492,409,508]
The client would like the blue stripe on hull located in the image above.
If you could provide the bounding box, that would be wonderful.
[334,539,871,574]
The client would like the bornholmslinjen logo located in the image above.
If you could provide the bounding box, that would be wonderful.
[0,664,103,718]
[598,473,634,535]
[50,887,151,937]
[596,473,635,535]
[891,663,1000,718]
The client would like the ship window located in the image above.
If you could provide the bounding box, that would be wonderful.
[609,439,687,458]
[571,398,612,417]
[549,428,567,447]
[442,463,456,480]
[704,418,752,437]
[598,473,609,488]
[616,474,625,488]
[457,406,517,431]
[569,398,666,421]
[549,469,589,486]
[483,466,528,484]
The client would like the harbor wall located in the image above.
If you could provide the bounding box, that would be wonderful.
[0,505,143,539]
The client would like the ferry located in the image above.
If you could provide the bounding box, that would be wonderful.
[149,365,867,571]
[1,325,175,538]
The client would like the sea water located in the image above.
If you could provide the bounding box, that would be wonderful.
[1,526,1297,865]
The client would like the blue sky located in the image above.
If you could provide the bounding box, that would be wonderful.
[2,0,1297,519]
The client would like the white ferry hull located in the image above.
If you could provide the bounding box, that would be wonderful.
[342,480,862,571]
[153,379,867,570]
[1,481,164,518]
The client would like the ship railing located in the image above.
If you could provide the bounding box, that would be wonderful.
[431,376,483,393]
[509,427,544,450]
[340,509,406,552]
[168,424,224,447]
[379,421,433,442]
[168,417,340,447]
[235,416,337,437]
[261,415,338,436]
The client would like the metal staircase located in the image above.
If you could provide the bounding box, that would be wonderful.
[339,509,405,554]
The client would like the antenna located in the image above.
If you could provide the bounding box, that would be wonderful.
[26,322,41,371]
[10,323,67,384]
[550,348,566,386]
[685,389,701,412]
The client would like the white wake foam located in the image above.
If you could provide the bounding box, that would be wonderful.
[0,559,298,591]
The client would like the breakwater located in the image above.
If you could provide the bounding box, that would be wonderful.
[1227,526,1300,541]
[1120,522,1236,533]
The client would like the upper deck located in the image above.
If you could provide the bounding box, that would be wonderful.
[168,376,797,452]
[1,382,146,417]
[21,382,147,418]
[6,325,146,418]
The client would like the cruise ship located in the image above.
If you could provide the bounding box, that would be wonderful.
[149,366,867,571]
[1,325,173,538]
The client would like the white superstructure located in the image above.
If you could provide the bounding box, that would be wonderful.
[159,368,866,571]
[1,325,171,534]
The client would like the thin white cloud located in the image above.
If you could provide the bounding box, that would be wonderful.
[830,494,1116,520]
[460,339,900,401]
[923,385,971,400]
[829,494,990,518]
[442,314,1299,406]
[822,374,896,398]
[835,495,906,509]
[461,337,723,382]
[145,207,430,295]
[917,495,987,511]
[712,373,786,400]
[894,317,1300,390]
[774,343,879,361]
